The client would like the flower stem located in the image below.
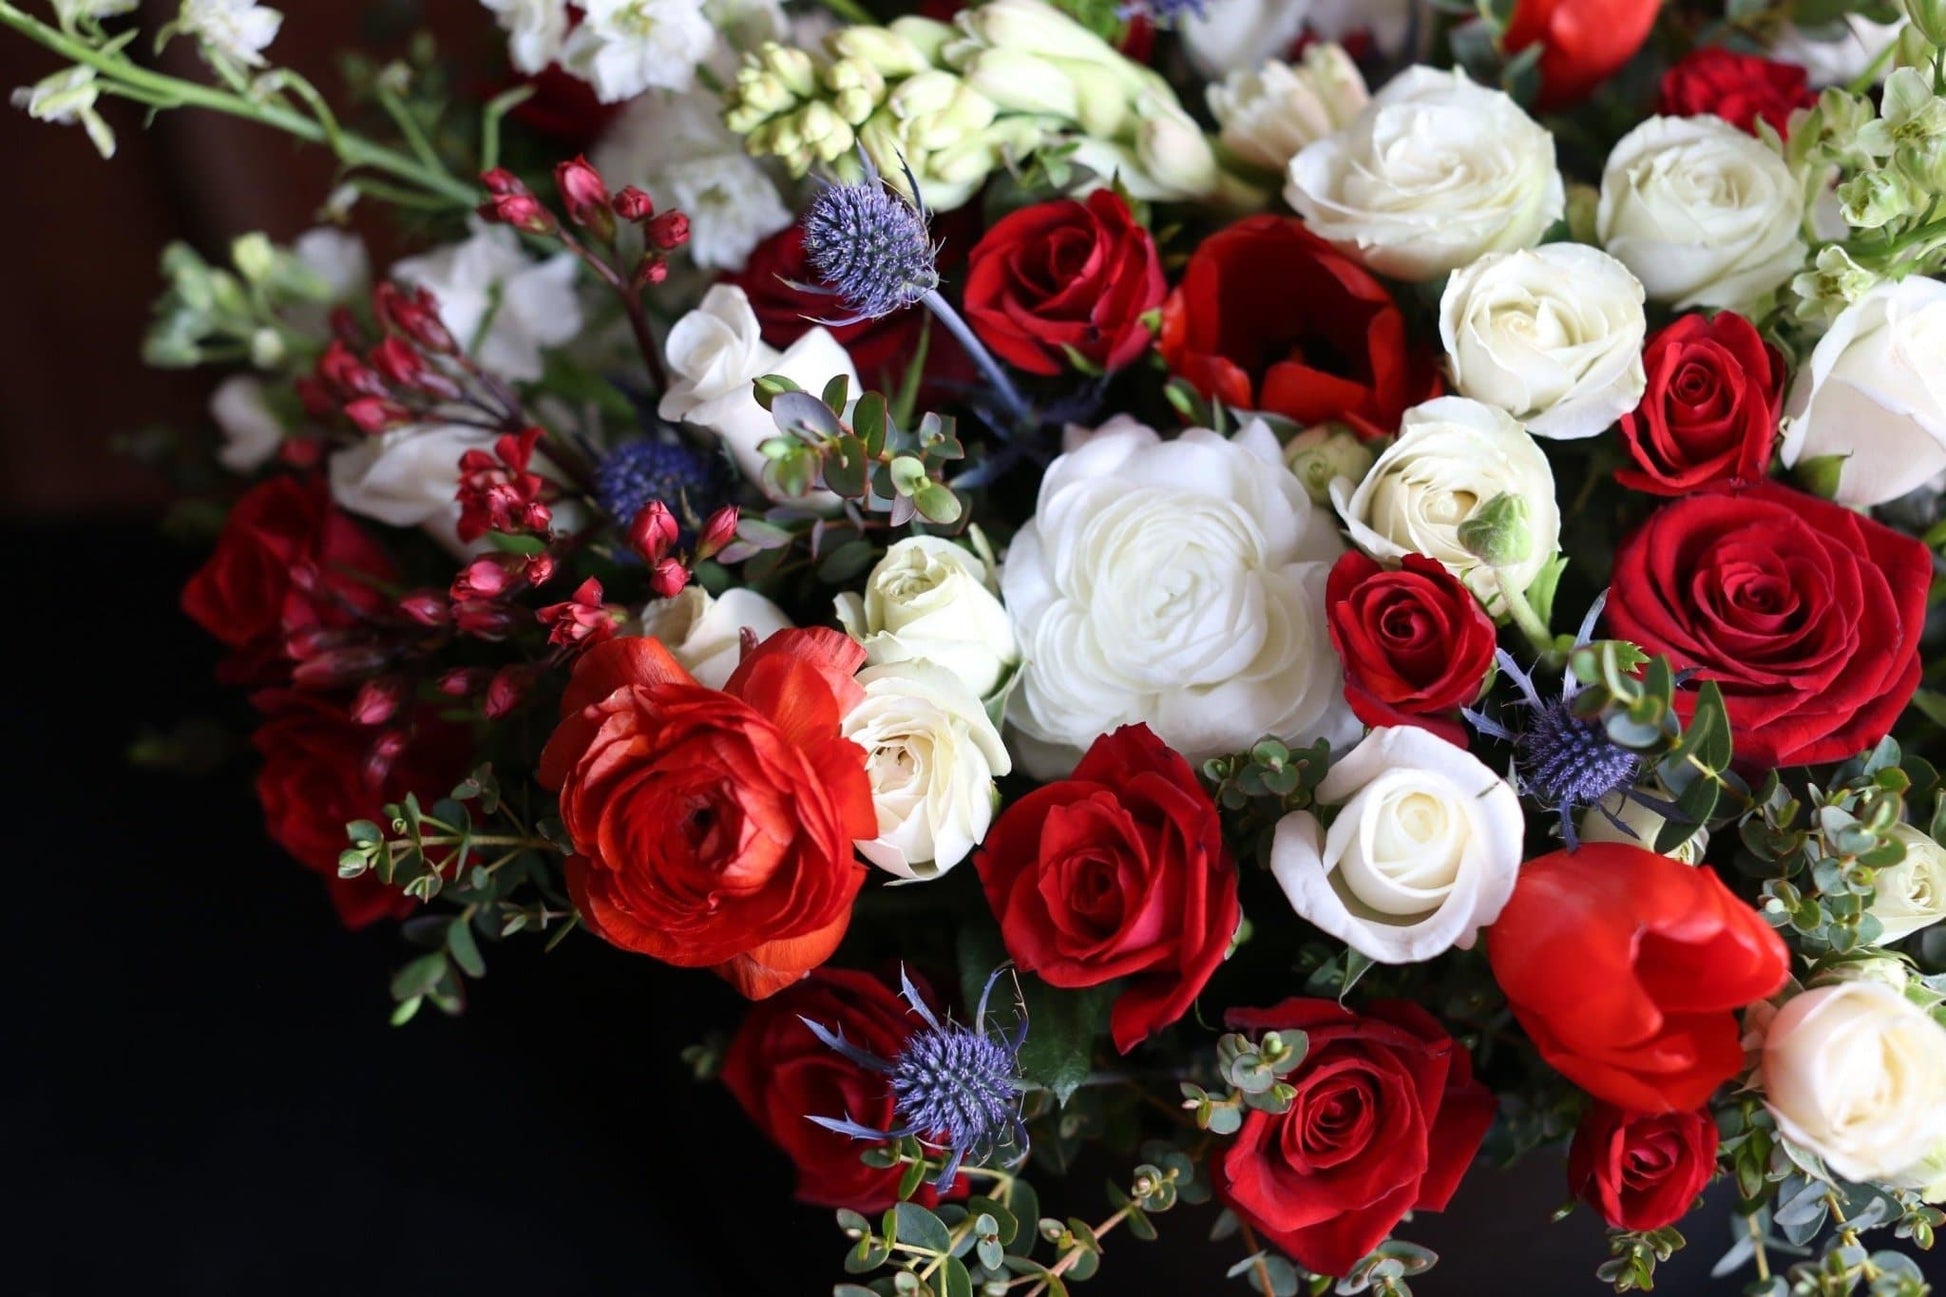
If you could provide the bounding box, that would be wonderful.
[1494,566,1556,660]
[920,288,1033,436]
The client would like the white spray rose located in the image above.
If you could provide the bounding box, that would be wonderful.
[1002,416,1357,779]
[481,0,570,74]
[1868,824,1946,944]
[637,586,792,689]
[1779,276,1946,507]
[836,536,1018,700]
[1285,67,1564,282]
[1284,424,1375,505]
[1769,16,1904,87]
[391,224,582,384]
[1207,45,1367,174]
[1597,116,1808,312]
[210,376,284,474]
[843,661,1013,880]
[1438,243,1647,442]
[561,0,716,100]
[1270,726,1524,965]
[1180,0,1415,79]
[329,424,502,553]
[1578,791,1709,865]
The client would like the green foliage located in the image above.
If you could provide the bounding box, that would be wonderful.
[1202,738,1335,866]
[954,920,1114,1107]
[1598,1227,1686,1292]
[1181,1029,1309,1137]
[753,378,968,528]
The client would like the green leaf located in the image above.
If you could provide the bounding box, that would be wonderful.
[389,952,448,1003]
[822,373,852,413]
[854,392,888,458]
[936,1255,973,1297]
[752,372,800,410]
[892,1202,954,1255]
[485,531,548,555]
[446,916,486,979]
[955,922,1113,1105]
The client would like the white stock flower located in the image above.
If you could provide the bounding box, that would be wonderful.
[562,0,716,101]
[179,0,282,67]
[210,376,283,474]
[329,424,500,553]
[1207,44,1367,174]
[1330,397,1561,614]
[638,586,792,689]
[1578,791,1709,865]
[1779,276,1946,507]
[836,536,1018,701]
[1181,0,1415,78]
[1438,243,1648,442]
[1002,416,1357,779]
[1769,16,1904,88]
[1597,116,1807,312]
[1868,824,1946,944]
[1285,67,1564,282]
[844,661,1012,880]
[11,65,116,158]
[1270,726,1524,964]
[1760,981,1946,1188]
[53,0,137,27]
[481,0,570,75]
[391,224,582,384]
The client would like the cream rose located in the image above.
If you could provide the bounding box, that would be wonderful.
[1285,67,1564,283]
[1779,276,1946,507]
[1207,44,1367,174]
[1002,417,1357,779]
[1270,726,1524,964]
[1578,791,1709,865]
[1597,116,1808,312]
[1438,243,1647,442]
[1868,824,1946,944]
[637,586,792,690]
[836,536,1019,700]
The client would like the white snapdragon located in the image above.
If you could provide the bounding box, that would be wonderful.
[179,0,283,67]
[1207,44,1367,174]
[390,224,582,385]
[1867,824,1946,944]
[481,0,570,74]
[562,0,716,101]
[837,536,1018,701]
[638,586,793,689]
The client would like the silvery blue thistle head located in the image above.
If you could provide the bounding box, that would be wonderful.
[1119,0,1207,26]
[798,157,939,326]
[592,437,728,527]
[801,967,1027,1191]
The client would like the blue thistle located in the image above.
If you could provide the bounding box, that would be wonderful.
[592,436,728,528]
[1119,0,1207,25]
[799,160,940,325]
[802,967,1028,1191]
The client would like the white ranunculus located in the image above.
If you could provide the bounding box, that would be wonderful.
[836,536,1018,700]
[1597,116,1808,312]
[638,586,792,689]
[1868,824,1946,944]
[210,375,283,474]
[329,424,500,553]
[844,660,1012,880]
[1207,45,1367,174]
[1181,0,1415,78]
[1578,791,1709,865]
[481,0,570,74]
[1271,726,1524,964]
[1769,16,1904,87]
[1002,417,1357,779]
[1285,67,1563,283]
[1779,277,1946,507]
[1330,397,1561,614]
[1760,981,1946,1187]
[391,224,582,384]
[562,0,715,100]
[1438,243,1648,442]
[179,0,282,67]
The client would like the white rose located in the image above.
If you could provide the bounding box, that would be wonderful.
[1002,417,1357,779]
[1270,726,1524,964]
[329,423,499,553]
[836,536,1018,700]
[844,661,1012,880]
[637,586,792,689]
[1438,243,1647,442]
[1330,397,1561,614]
[210,375,283,474]
[391,223,582,384]
[1868,824,1946,944]
[1181,0,1415,78]
[1578,791,1709,865]
[1207,45,1367,174]
[1769,16,1904,88]
[1597,116,1808,312]
[1760,981,1946,1187]
[1779,276,1946,507]
[1285,67,1564,283]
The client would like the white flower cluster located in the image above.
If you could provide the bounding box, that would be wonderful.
[482,0,716,99]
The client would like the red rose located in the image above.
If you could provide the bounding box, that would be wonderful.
[1214,999,1494,1278]
[1325,552,1496,746]
[974,725,1236,1053]
[1615,312,1782,497]
[962,189,1165,377]
[496,66,623,150]
[537,629,876,999]
[1487,845,1789,1112]
[1503,0,1660,109]
[1568,1101,1719,1232]
[1657,48,1816,137]
[1604,482,1930,767]
[1159,215,1438,438]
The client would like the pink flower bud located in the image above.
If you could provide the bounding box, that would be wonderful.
[369,336,424,389]
[342,397,411,435]
[350,675,406,725]
[612,186,655,222]
[485,664,538,719]
[363,729,407,788]
[437,667,493,697]
[291,644,391,689]
[454,600,519,640]
[632,255,669,290]
[397,590,450,626]
[480,168,525,197]
[627,500,679,563]
[537,577,616,650]
[522,554,558,587]
[696,505,739,561]
[477,192,557,236]
[554,155,615,239]
[375,282,457,355]
[645,209,690,251]
[451,555,518,603]
[649,557,691,600]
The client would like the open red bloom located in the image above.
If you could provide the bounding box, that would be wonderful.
[1487,845,1789,1112]
[1615,312,1782,497]
[1325,552,1496,745]
[538,629,875,999]
[1657,47,1816,138]
[1504,0,1660,109]
[1568,1101,1719,1231]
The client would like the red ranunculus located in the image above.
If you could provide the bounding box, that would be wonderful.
[1487,845,1789,1113]
[1615,312,1782,497]
[1325,552,1496,746]
[1657,47,1816,137]
[1159,215,1438,438]
[1604,482,1930,768]
[1214,999,1494,1278]
[1503,0,1660,109]
[974,724,1236,1053]
[537,629,876,999]
[963,189,1165,377]
[1568,1101,1719,1231]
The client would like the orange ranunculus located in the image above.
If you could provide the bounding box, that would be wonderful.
[537,628,876,999]
[1504,0,1660,110]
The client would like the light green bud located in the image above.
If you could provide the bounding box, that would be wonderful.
[798,101,857,162]
[1565,181,1600,244]
[887,68,961,118]
[230,232,277,284]
[885,16,956,66]
[1283,424,1374,505]
[208,270,250,319]
[832,88,880,126]
[1838,167,1912,229]
[959,48,1078,118]
[1907,0,1946,47]
[951,0,1117,68]
[760,41,817,98]
[1134,108,1219,199]
[827,25,935,78]
[821,55,885,100]
[1790,244,1880,326]
[1456,492,1535,569]
[1059,58,1137,139]
[249,326,286,370]
[1896,131,1946,192]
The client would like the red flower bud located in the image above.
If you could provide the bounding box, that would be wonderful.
[537,577,616,650]
[437,667,493,697]
[696,505,739,561]
[645,209,690,251]
[452,555,519,603]
[454,600,520,640]
[633,255,669,290]
[375,282,457,355]
[627,500,679,563]
[350,675,406,726]
[478,192,558,236]
[397,589,450,626]
[480,167,525,196]
[522,554,558,587]
[317,339,387,399]
[554,155,615,239]
[369,335,425,388]
[649,557,690,600]
[278,437,325,470]
[485,664,539,719]
[291,644,391,689]
[363,728,408,789]
[342,397,411,435]
[612,186,655,222]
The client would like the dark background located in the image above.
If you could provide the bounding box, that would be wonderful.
[3,4,1938,1294]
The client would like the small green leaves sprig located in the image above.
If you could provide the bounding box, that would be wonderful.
[1222,1226,1438,1297]
[1201,738,1334,867]
[1597,1226,1686,1293]
[752,375,967,528]
[1181,1029,1310,1137]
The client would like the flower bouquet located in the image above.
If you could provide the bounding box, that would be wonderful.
[10,0,1946,1290]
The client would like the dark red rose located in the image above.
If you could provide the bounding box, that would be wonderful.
[1214,999,1494,1278]
[1487,845,1789,1112]
[1504,0,1660,109]
[963,189,1165,377]
[1568,1101,1719,1231]
[1616,312,1783,497]
[1657,47,1816,137]
[1604,482,1930,768]
[975,725,1237,1053]
[1326,552,1496,745]
[1159,215,1438,438]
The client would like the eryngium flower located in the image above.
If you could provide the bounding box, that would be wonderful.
[592,436,727,527]
[800,163,939,324]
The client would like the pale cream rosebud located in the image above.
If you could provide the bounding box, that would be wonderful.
[951,0,1117,67]
[1284,424,1375,505]
[1208,46,1367,174]
[1135,106,1219,198]
[1867,823,1946,942]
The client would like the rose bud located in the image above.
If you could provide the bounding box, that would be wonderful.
[350,675,406,726]
[612,185,655,222]
[645,209,690,251]
[650,557,691,600]
[696,505,739,561]
[627,500,679,563]
[554,155,615,240]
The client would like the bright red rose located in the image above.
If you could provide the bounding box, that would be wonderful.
[1325,552,1496,746]
[1615,312,1782,497]
[537,629,876,999]
[975,725,1236,1053]
[1214,999,1494,1278]
[502,66,623,150]
[1159,215,1438,438]
[1487,845,1789,1113]
[1603,482,1930,767]
[1504,0,1660,109]
[1568,1101,1719,1231]
[963,189,1165,377]
[1657,48,1816,137]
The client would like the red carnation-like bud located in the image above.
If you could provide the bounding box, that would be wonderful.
[627,500,679,563]
[369,335,425,389]
[451,555,519,603]
[612,186,655,222]
[454,601,520,640]
[374,281,457,355]
[645,209,690,251]
[480,167,524,196]
[363,727,408,789]
[317,339,387,400]
[649,557,690,600]
[397,590,450,626]
[342,397,411,435]
[633,255,670,290]
[478,191,557,236]
[522,554,558,587]
[554,155,615,240]
[350,675,406,726]
[291,643,390,689]
[537,577,616,649]
[696,505,739,561]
